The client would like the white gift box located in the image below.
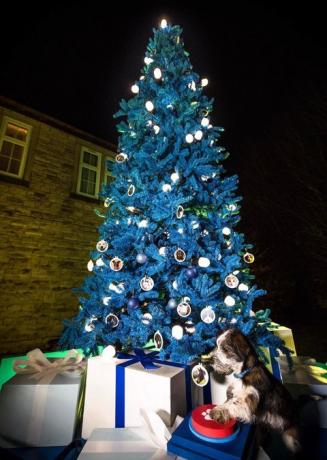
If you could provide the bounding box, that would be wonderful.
[277,356,327,398]
[268,323,297,355]
[78,427,177,460]
[0,371,84,447]
[82,353,190,439]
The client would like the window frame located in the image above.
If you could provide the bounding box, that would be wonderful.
[76,146,102,198]
[0,116,32,179]
[103,155,115,187]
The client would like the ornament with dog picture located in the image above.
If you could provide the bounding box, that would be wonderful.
[110,257,124,271]
[224,274,239,289]
[191,363,209,387]
[105,313,119,328]
[176,205,184,219]
[140,276,154,291]
[177,301,191,317]
[174,248,186,262]
[154,330,164,350]
[128,184,135,196]
[243,252,255,264]
[96,240,108,252]
[200,306,216,324]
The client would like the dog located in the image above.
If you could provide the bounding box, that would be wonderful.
[209,328,301,454]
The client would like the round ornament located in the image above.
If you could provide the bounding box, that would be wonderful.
[201,117,210,127]
[172,280,178,290]
[162,184,172,192]
[200,306,216,324]
[160,18,168,28]
[153,125,160,134]
[172,324,183,340]
[96,258,105,267]
[167,298,177,309]
[185,320,195,334]
[224,274,239,289]
[238,283,249,292]
[195,130,203,140]
[174,248,186,263]
[153,67,162,79]
[110,257,124,272]
[116,152,128,163]
[96,240,108,252]
[144,57,153,65]
[243,252,255,264]
[127,297,140,309]
[102,345,116,360]
[201,78,209,87]
[136,253,147,264]
[142,312,152,325]
[154,330,164,350]
[224,295,236,307]
[176,205,184,219]
[171,172,179,183]
[186,267,197,279]
[191,364,209,387]
[131,84,139,94]
[185,133,194,144]
[140,276,154,291]
[222,227,231,236]
[177,301,191,318]
[128,184,135,196]
[105,313,119,328]
[145,100,154,112]
[198,257,210,268]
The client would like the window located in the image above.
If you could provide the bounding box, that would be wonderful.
[104,156,114,186]
[77,147,102,198]
[0,117,32,178]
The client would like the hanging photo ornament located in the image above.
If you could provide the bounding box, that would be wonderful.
[115,152,128,163]
[154,330,164,350]
[243,252,255,264]
[110,257,124,272]
[142,312,152,325]
[104,198,111,208]
[191,363,209,387]
[105,313,119,328]
[200,306,216,324]
[224,274,239,289]
[176,205,184,219]
[177,301,191,318]
[128,184,135,196]
[140,276,154,291]
[96,240,108,252]
[174,248,186,262]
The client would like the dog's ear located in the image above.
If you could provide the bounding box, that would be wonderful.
[229,329,251,362]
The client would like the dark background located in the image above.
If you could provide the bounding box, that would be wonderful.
[1,1,326,359]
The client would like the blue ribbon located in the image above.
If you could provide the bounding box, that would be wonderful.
[115,349,192,427]
[269,347,282,381]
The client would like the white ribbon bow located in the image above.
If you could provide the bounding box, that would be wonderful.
[13,348,85,384]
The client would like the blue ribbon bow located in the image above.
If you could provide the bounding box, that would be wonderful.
[116,348,161,370]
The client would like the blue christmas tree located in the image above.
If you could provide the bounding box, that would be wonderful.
[60,19,289,363]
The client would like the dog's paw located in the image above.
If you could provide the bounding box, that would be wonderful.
[210,406,231,424]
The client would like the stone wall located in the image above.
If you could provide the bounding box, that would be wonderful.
[0,103,115,356]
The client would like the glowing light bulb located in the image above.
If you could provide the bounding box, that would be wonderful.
[172,324,183,340]
[171,172,179,182]
[102,345,116,361]
[198,257,210,268]
[153,67,162,79]
[160,18,168,28]
[153,125,160,134]
[144,57,153,65]
[201,78,209,87]
[201,117,210,127]
[238,283,249,292]
[185,133,194,143]
[195,130,203,140]
[131,84,139,94]
[222,227,231,236]
[138,219,148,228]
[145,101,154,112]
[224,295,236,307]
[162,184,172,192]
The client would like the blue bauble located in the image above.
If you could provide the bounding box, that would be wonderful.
[128,297,140,309]
[167,298,177,309]
[136,253,147,264]
[186,267,197,278]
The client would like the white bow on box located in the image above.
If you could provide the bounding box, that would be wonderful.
[13,348,86,384]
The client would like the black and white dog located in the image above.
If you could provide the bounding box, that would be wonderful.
[210,328,301,453]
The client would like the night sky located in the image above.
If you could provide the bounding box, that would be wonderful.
[1,1,327,354]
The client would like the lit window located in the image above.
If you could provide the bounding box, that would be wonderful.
[0,117,32,178]
[77,147,102,197]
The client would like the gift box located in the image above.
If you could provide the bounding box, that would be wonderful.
[277,356,327,398]
[0,349,85,448]
[267,322,297,355]
[167,414,255,460]
[82,349,193,438]
[78,426,176,460]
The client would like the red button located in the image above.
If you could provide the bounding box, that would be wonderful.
[191,404,237,438]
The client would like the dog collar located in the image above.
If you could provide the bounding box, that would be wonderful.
[233,367,253,379]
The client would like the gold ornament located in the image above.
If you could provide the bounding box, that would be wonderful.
[243,252,255,264]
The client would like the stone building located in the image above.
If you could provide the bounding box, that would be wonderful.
[0,96,116,356]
